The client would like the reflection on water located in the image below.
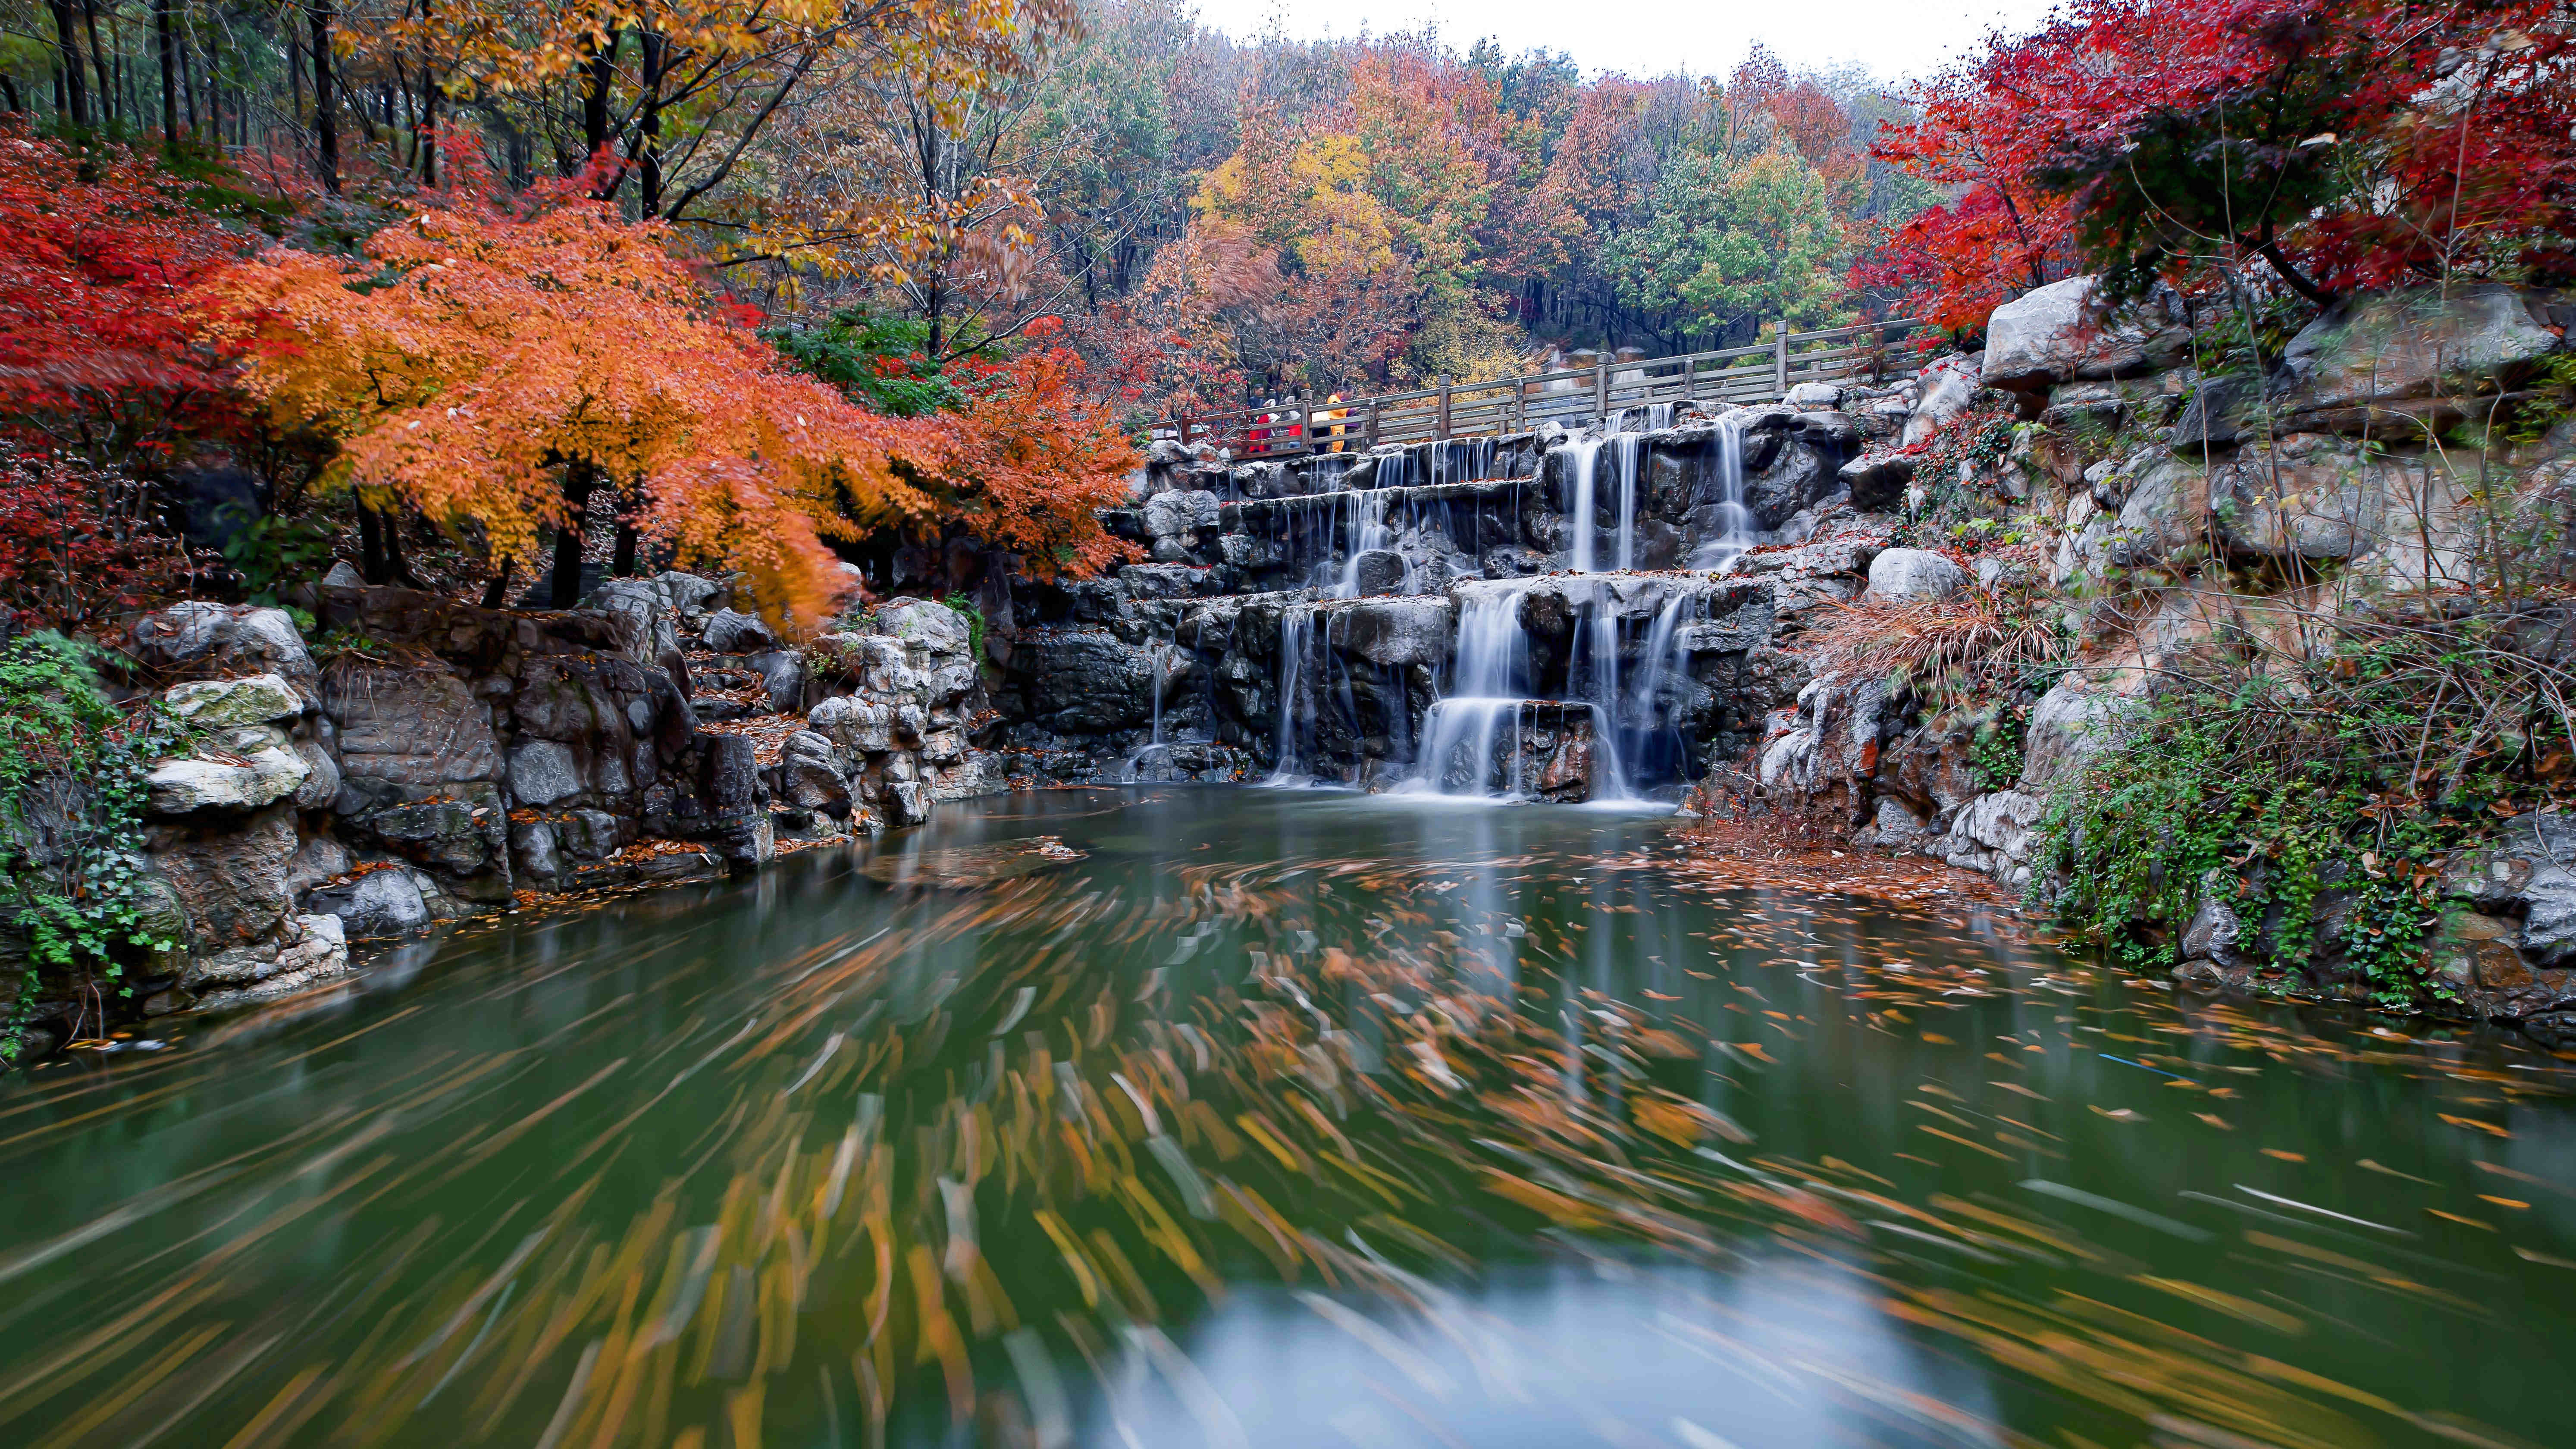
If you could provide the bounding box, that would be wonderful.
[1,789,2571,1449]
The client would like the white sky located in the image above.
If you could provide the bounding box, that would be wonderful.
[1190,0,2062,84]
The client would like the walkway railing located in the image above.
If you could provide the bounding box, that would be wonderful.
[1157,318,1929,458]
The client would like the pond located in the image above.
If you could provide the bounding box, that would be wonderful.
[2,789,2571,1449]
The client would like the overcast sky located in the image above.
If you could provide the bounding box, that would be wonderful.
[1189,0,2062,83]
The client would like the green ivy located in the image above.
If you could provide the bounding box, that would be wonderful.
[2031,639,2528,1010]
[0,635,184,1059]
[940,595,988,664]
[220,507,343,604]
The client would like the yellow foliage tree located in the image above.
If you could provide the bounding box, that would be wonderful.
[200,184,939,626]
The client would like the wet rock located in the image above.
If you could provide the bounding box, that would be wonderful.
[558,808,627,860]
[511,818,563,881]
[308,867,432,937]
[506,740,584,807]
[702,608,777,654]
[1865,548,1968,602]
[884,780,932,827]
[147,808,298,955]
[2183,870,2244,966]
[1338,597,1450,668]
[1353,549,1407,597]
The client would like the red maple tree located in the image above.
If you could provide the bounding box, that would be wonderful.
[0,125,248,458]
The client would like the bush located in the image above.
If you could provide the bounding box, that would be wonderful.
[2034,614,2574,1007]
[0,455,186,631]
[0,634,184,1055]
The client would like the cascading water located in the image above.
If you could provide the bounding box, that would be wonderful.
[1406,580,1535,797]
[1688,411,1755,571]
[1119,634,1170,782]
[1265,603,1316,785]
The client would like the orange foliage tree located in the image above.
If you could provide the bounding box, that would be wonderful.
[197,178,941,625]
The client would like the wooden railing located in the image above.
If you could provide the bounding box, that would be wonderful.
[1156,318,1929,458]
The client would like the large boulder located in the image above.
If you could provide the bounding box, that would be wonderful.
[2283,285,2559,412]
[323,662,503,787]
[809,695,898,754]
[702,608,777,654]
[778,730,851,812]
[307,867,432,938]
[148,740,311,815]
[877,597,971,656]
[147,809,299,957]
[1865,548,1969,602]
[1337,597,1451,668]
[583,577,681,662]
[126,602,318,698]
[1981,276,2153,393]
[1902,354,1981,446]
[2454,814,2576,968]
[2019,678,2118,792]
[1143,489,1222,539]
[161,673,304,729]
[2205,434,2408,564]
[505,740,585,807]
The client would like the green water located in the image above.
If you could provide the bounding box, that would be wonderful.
[1,789,2570,1449]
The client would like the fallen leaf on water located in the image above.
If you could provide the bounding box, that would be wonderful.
[2514,1245,2576,1268]
[1920,1032,1955,1045]
[2194,1113,2233,1130]
[2426,1209,2495,1231]
[2437,1113,2511,1138]
[2261,1150,2306,1163]
[2358,1159,2437,1186]
[2476,1195,2531,1211]
[2089,1106,2145,1122]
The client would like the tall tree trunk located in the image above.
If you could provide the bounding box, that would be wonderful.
[551,464,597,608]
[480,558,512,609]
[309,0,339,193]
[636,29,664,214]
[356,499,386,583]
[155,0,177,143]
[581,34,615,183]
[418,0,438,185]
[612,520,637,578]
[0,75,21,113]
[80,0,112,125]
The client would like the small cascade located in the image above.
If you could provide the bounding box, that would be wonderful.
[1407,580,1537,797]
[1119,632,1172,782]
[1567,434,1644,573]
[1265,603,1316,784]
[1319,490,1395,599]
[1689,411,1755,571]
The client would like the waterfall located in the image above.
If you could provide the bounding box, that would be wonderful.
[1319,490,1394,599]
[1265,603,1315,784]
[1689,411,1755,571]
[1406,580,1534,797]
[1575,577,1634,802]
[1567,435,1642,574]
[1119,634,1170,782]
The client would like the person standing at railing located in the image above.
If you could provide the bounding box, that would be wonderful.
[1317,394,1347,452]
[1249,398,1276,456]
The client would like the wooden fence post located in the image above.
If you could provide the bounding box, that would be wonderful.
[1436,376,1453,439]
[1363,394,1379,450]
[1592,359,1608,421]
[1773,323,1789,395]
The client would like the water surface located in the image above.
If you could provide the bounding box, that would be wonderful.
[3,790,2570,1449]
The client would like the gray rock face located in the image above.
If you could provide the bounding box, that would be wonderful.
[2182,870,2244,966]
[1337,597,1451,668]
[1839,452,1914,511]
[308,866,432,937]
[507,740,584,807]
[748,650,806,712]
[128,602,319,697]
[1903,354,1981,446]
[2019,679,2116,792]
[1144,489,1222,538]
[325,662,503,787]
[149,809,299,957]
[778,730,850,812]
[658,571,726,623]
[1865,548,1969,602]
[2206,435,2397,562]
[1352,549,1407,597]
[2469,815,2576,967]
[877,597,971,656]
[2111,454,2212,566]
[1983,276,2153,392]
[884,780,933,827]
[2284,285,2558,411]
[162,673,304,728]
[147,746,311,814]
[584,577,681,661]
[703,608,777,654]
[809,695,897,754]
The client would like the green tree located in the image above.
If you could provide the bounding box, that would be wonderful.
[1605,142,1850,345]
